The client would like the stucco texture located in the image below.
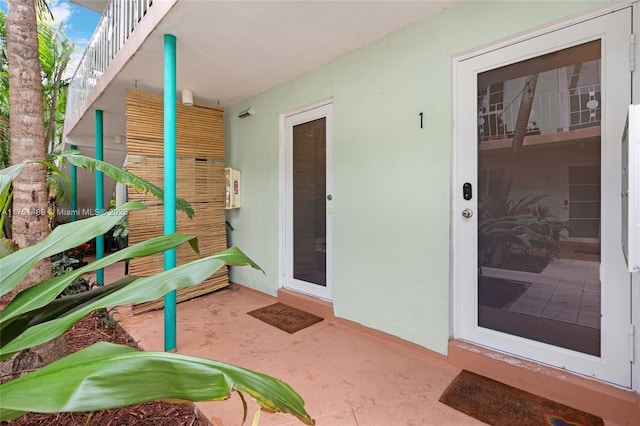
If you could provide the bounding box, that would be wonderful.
[224,1,606,355]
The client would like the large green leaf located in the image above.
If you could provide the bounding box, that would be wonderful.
[0,185,13,239]
[0,163,25,198]
[0,161,67,238]
[63,152,194,219]
[0,238,17,258]
[0,276,137,348]
[0,342,314,425]
[0,159,313,426]
[0,232,197,324]
[0,161,65,200]
[0,247,262,359]
[0,201,145,297]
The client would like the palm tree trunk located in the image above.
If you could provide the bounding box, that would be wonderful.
[494,74,539,212]
[7,0,49,288]
[5,0,68,371]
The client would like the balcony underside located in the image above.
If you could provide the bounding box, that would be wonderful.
[478,125,600,151]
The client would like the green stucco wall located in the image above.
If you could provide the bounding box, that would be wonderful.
[224,1,605,355]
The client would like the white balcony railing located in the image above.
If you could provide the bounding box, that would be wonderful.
[478,84,601,142]
[65,0,154,129]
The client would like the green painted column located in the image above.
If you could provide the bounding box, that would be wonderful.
[163,33,177,352]
[95,110,104,286]
[70,144,77,222]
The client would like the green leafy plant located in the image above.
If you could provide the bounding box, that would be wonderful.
[478,194,568,270]
[0,165,314,425]
[60,151,194,218]
[70,242,91,262]
[93,307,120,330]
[0,153,195,242]
[51,253,92,296]
[112,218,128,240]
[108,199,129,251]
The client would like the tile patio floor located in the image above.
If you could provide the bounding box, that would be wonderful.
[483,258,601,328]
[95,262,484,426]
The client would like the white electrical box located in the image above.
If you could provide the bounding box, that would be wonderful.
[225,167,241,209]
[622,105,640,273]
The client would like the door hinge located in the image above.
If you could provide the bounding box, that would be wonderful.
[630,324,636,363]
[630,33,636,73]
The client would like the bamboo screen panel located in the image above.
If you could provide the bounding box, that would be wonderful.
[126,89,227,314]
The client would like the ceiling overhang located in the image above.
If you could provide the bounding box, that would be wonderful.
[65,1,459,151]
[70,0,108,13]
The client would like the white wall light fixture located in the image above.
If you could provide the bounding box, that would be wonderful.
[182,89,194,106]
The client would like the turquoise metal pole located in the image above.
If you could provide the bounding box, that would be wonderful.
[163,34,177,352]
[70,144,77,222]
[95,110,104,286]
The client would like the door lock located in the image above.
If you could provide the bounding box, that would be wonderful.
[463,182,473,200]
[461,209,473,218]
[326,194,332,201]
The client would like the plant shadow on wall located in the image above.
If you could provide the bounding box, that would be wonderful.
[478,194,569,274]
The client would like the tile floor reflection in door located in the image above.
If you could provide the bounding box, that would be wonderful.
[480,258,600,356]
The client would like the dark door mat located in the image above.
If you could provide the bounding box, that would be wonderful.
[247,302,323,333]
[439,370,604,426]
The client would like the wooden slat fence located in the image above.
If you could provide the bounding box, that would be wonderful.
[126,89,227,314]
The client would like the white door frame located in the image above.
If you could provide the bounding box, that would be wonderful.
[632,0,640,396]
[452,8,632,387]
[279,99,334,300]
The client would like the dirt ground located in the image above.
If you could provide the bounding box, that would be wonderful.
[0,308,210,426]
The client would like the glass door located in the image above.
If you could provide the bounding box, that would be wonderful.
[454,9,631,386]
[284,103,333,300]
[476,41,603,357]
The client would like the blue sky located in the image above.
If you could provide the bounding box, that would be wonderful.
[1,0,101,76]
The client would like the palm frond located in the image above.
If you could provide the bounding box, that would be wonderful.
[35,0,54,21]
[62,152,195,219]
[46,172,70,204]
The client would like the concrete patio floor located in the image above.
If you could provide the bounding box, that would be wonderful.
[98,262,483,426]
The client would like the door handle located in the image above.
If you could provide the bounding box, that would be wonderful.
[462,209,473,219]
